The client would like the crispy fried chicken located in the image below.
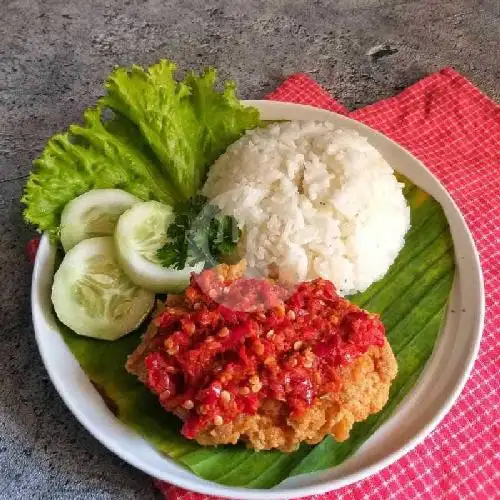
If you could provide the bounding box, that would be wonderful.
[126,263,397,452]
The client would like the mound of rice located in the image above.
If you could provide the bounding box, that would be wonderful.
[202,121,410,295]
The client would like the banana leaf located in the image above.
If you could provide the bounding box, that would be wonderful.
[59,178,455,488]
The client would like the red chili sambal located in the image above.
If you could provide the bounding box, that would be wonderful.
[143,267,386,439]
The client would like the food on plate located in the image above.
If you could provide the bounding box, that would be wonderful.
[52,236,154,340]
[60,189,140,251]
[126,262,397,451]
[23,60,455,487]
[114,200,204,293]
[202,121,410,295]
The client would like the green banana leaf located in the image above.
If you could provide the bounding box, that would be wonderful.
[60,179,455,488]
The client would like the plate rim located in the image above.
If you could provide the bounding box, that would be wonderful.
[31,100,485,499]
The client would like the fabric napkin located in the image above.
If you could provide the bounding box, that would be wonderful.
[157,68,500,499]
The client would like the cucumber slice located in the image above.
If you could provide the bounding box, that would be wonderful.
[60,189,140,251]
[52,236,154,340]
[115,201,203,293]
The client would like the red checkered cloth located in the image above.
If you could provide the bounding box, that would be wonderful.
[158,68,500,499]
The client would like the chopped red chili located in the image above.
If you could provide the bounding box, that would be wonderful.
[144,268,386,439]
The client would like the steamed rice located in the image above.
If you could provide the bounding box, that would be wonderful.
[202,121,410,295]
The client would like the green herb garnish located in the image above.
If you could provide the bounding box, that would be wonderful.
[157,195,240,269]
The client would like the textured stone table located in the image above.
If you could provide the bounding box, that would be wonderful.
[1,1,498,498]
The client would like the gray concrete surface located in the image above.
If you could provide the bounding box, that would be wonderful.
[0,0,498,498]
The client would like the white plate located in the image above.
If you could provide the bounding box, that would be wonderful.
[31,100,485,499]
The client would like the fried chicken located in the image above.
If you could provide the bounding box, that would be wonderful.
[126,262,398,452]
[128,323,396,451]
[195,340,396,451]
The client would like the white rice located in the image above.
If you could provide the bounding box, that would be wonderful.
[202,121,410,295]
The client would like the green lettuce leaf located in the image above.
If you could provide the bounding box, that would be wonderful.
[57,179,455,488]
[22,107,177,237]
[100,61,260,200]
[22,60,260,237]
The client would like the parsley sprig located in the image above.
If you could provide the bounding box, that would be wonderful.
[157,195,240,269]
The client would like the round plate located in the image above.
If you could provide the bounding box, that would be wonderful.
[31,101,484,499]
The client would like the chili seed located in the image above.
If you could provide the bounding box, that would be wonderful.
[214,415,224,426]
[221,390,231,402]
[249,374,262,393]
[251,382,262,393]
[264,356,276,366]
[254,342,264,355]
[266,329,275,338]
[183,399,194,410]
[329,314,339,325]
[184,323,195,335]
[217,327,229,338]
[294,341,303,351]
[288,310,296,320]
[239,386,250,395]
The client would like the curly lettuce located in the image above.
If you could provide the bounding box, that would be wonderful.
[22,60,260,237]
